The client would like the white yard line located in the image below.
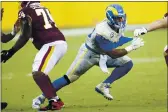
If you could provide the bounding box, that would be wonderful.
[132,57,163,64]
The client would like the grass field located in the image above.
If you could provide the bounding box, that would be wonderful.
[1,30,167,112]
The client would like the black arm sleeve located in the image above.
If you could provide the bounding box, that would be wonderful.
[1,32,15,43]
[12,17,32,52]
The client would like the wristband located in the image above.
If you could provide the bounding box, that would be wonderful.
[125,46,133,53]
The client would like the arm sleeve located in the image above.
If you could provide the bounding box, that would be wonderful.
[95,35,133,52]
[11,15,31,52]
[1,32,15,43]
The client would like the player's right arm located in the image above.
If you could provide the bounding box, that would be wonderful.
[95,34,144,59]
[1,33,15,43]
[1,10,20,43]
[146,16,167,32]
[134,13,168,37]
[1,11,32,63]
[11,14,32,53]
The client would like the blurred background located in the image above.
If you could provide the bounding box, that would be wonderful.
[1,2,167,30]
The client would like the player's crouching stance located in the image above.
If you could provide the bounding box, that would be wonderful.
[32,4,144,107]
[1,1,67,111]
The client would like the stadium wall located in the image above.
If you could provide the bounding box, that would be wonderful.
[1,2,167,30]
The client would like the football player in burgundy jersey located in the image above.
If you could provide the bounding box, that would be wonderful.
[1,2,67,111]
[134,13,168,66]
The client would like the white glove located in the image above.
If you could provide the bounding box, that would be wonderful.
[125,37,144,52]
[134,27,147,37]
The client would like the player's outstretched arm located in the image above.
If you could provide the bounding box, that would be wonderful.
[146,17,167,32]
[1,8,15,43]
[1,17,21,43]
[11,17,31,52]
[1,32,15,43]
[1,17,31,63]
[134,13,168,37]
[95,35,144,59]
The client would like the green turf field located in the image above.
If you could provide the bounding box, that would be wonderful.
[1,30,167,112]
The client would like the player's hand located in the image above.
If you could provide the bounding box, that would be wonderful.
[134,27,147,37]
[125,37,144,52]
[131,37,144,50]
[1,48,16,63]
[1,8,4,21]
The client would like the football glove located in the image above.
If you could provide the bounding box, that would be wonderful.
[125,37,144,52]
[134,27,147,37]
[1,48,16,63]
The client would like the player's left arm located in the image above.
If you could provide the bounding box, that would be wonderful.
[95,34,144,59]
[1,16,32,63]
[95,34,128,58]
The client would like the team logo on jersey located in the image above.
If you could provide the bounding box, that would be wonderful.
[110,32,114,38]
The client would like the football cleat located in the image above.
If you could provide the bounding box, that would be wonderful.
[57,98,65,108]
[32,95,45,109]
[39,99,62,111]
[95,83,113,100]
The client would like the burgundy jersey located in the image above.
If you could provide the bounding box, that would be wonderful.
[18,4,65,49]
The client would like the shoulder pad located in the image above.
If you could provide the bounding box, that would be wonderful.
[95,21,108,36]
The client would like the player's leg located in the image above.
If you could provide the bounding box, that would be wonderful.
[32,41,67,110]
[95,55,133,100]
[52,44,97,89]
[33,44,97,108]
[164,45,168,66]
